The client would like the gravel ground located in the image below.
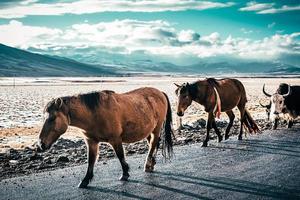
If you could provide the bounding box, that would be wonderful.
[0,77,299,180]
[0,117,295,180]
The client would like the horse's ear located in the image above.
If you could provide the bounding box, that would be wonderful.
[186,82,190,87]
[55,98,63,109]
[174,83,181,88]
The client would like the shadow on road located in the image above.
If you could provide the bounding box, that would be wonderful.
[154,171,300,199]
[88,186,152,200]
[209,140,300,158]
[129,179,214,200]
[226,138,300,149]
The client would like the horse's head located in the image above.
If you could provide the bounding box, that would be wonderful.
[174,82,193,117]
[38,98,69,152]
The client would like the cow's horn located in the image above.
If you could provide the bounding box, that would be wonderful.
[259,100,269,108]
[262,84,271,97]
[282,84,291,97]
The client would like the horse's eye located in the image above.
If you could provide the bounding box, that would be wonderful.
[279,101,282,104]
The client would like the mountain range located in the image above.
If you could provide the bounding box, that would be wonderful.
[0,43,299,76]
[0,44,116,76]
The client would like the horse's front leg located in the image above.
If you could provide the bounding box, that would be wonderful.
[203,112,214,147]
[78,138,99,188]
[111,140,130,181]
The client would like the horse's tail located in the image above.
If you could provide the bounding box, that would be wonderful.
[161,92,174,160]
[243,109,260,133]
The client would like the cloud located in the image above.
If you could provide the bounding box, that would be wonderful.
[201,32,220,44]
[178,30,200,43]
[267,22,276,29]
[240,1,300,14]
[239,1,274,11]
[0,20,62,48]
[0,0,235,19]
[240,28,253,34]
[0,19,299,62]
[258,5,300,14]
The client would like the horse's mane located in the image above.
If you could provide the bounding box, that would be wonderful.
[102,90,115,94]
[79,92,100,111]
[206,78,219,86]
[45,90,113,113]
[44,99,56,113]
[43,96,69,113]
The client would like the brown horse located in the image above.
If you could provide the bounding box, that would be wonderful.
[37,87,173,188]
[175,78,259,147]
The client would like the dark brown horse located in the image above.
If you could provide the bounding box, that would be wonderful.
[175,78,259,147]
[37,87,173,188]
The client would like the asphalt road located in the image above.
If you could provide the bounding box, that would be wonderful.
[1,128,300,200]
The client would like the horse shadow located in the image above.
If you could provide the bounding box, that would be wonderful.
[87,185,152,200]
[152,171,300,199]
[216,138,300,158]
[87,177,213,200]
[86,169,299,200]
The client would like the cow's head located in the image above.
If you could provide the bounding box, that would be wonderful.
[263,84,291,121]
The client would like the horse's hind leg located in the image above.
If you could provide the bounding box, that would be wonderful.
[225,110,235,140]
[212,119,222,142]
[203,112,214,147]
[287,120,293,128]
[78,138,99,188]
[237,104,246,140]
[111,140,130,181]
[144,128,160,172]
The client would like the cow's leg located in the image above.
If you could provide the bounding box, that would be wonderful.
[287,120,293,128]
[203,112,214,147]
[272,118,279,130]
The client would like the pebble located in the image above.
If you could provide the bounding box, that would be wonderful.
[56,156,69,163]
[29,154,43,161]
[126,150,136,155]
[9,160,19,165]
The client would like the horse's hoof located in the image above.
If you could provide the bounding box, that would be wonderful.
[238,136,242,140]
[202,142,208,147]
[225,135,229,140]
[144,166,154,173]
[119,174,129,181]
[78,180,89,188]
[218,136,223,142]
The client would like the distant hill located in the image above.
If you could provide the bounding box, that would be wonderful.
[1,44,299,76]
[0,44,116,77]
[108,59,300,75]
[267,65,300,74]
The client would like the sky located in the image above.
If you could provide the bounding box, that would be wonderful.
[0,0,299,66]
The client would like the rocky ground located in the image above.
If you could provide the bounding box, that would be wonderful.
[0,117,295,180]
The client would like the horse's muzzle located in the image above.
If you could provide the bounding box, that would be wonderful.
[36,139,50,152]
[177,111,184,117]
